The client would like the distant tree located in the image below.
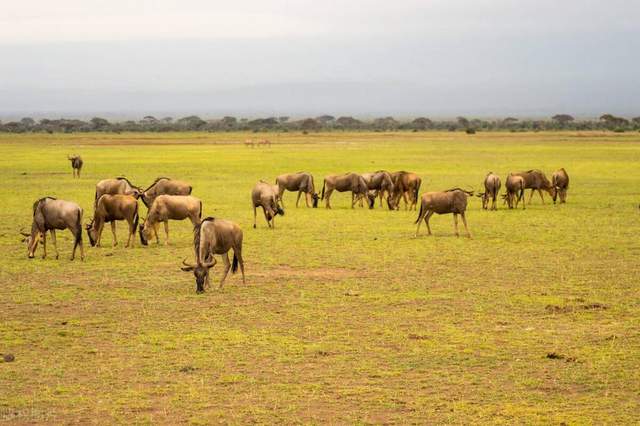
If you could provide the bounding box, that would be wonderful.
[372,116,399,130]
[632,116,640,125]
[316,115,335,124]
[160,117,173,123]
[410,117,433,130]
[278,116,290,124]
[551,114,574,127]
[301,118,321,132]
[20,117,36,128]
[177,115,206,130]
[335,116,362,130]
[600,113,628,127]
[457,116,470,127]
[90,117,111,131]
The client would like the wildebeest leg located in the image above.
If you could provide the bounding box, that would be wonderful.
[453,213,460,237]
[41,232,47,259]
[153,223,160,244]
[219,253,231,289]
[403,192,409,210]
[163,221,169,245]
[519,189,526,210]
[461,212,471,238]
[324,188,333,209]
[424,211,434,235]
[110,222,118,247]
[235,248,246,284]
[253,205,258,228]
[50,230,59,259]
[262,208,272,228]
[528,189,535,205]
[296,191,302,208]
[537,189,545,204]
[305,192,311,208]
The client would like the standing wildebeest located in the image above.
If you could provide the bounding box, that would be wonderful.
[21,197,84,260]
[414,189,473,238]
[504,174,526,209]
[252,181,285,228]
[389,171,422,210]
[275,172,319,208]
[362,170,396,209]
[244,139,255,148]
[86,194,139,248]
[68,155,83,178]
[552,168,570,204]
[94,177,142,207]
[513,170,556,205]
[258,139,271,148]
[139,195,202,245]
[321,173,369,209]
[478,172,501,210]
[180,217,245,292]
[140,177,192,209]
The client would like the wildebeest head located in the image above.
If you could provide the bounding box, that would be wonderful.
[85,219,97,246]
[476,192,488,209]
[367,191,377,209]
[181,257,216,293]
[311,193,319,208]
[21,226,42,258]
[138,218,150,246]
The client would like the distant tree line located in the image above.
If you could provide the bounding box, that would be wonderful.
[1,113,639,133]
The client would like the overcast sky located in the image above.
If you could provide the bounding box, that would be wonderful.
[1,0,638,118]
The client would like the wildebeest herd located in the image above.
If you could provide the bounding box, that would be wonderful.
[19,156,569,293]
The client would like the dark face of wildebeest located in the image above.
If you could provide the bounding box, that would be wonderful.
[181,258,216,293]
[85,219,98,246]
[138,220,149,246]
[311,193,319,208]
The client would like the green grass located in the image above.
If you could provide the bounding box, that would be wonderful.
[1,131,639,423]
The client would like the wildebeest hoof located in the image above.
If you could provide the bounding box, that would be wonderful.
[253,224,256,229]
[55,255,59,260]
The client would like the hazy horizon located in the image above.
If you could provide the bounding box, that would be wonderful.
[1,0,638,119]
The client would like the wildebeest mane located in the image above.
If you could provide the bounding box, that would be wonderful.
[32,196,56,215]
[193,217,215,263]
[116,176,136,187]
[142,177,171,192]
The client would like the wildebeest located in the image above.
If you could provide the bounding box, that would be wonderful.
[504,174,526,209]
[140,177,192,209]
[68,155,83,178]
[139,195,202,245]
[478,172,501,210]
[552,168,569,204]
[414,189,473,238]
[275,172,319,208]
[86,194,139,248]
[513,170,555,205]
[258,139,271,147]
[389,171,422,210]
[321,173,369,209]
[180,217,245,293]
[252,181,284,228]
[94,177,142,207]
[362,170,396,209]
[21,197,84,260]
[244,139,255,148]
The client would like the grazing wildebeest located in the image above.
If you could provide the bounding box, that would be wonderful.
[362,170,396,209]
[140,177,192,209]
[504,174,526,209]
[180,217,245,292]
[478,172,501,210]
[321,173,369,209]
[389,171,422,210]
[258,139,271,148]
[244,139,255,148]
[68,155,83,178]
[414,188,473,238]
[21,197,84,260]
[94,177,142,207]
[275,172,319,208]
[86,194,139,248]
[139,195,202,245]
[252,181,285,228]
[513,170,556,205]
[552,168,569,204]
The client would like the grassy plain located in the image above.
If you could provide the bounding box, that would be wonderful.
[0,131,639,424]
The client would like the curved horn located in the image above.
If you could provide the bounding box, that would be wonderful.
[182,258,196,268]
[19,228,30,237]
[203,257,217,268]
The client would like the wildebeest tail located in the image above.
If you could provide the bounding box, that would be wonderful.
[198,200,202,219]
[414,178,421,203]
[74,208,83,244]
[321,179,326,200]
[188,186,193,195]
[232,253,239,274]
[133,204,139,231]
[414,202,424,224]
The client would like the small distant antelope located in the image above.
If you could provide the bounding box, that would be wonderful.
[258,139,271,148]
[244,139,255,148]
[68,155,83,178]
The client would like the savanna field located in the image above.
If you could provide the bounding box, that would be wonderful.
[1,131,639,423]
